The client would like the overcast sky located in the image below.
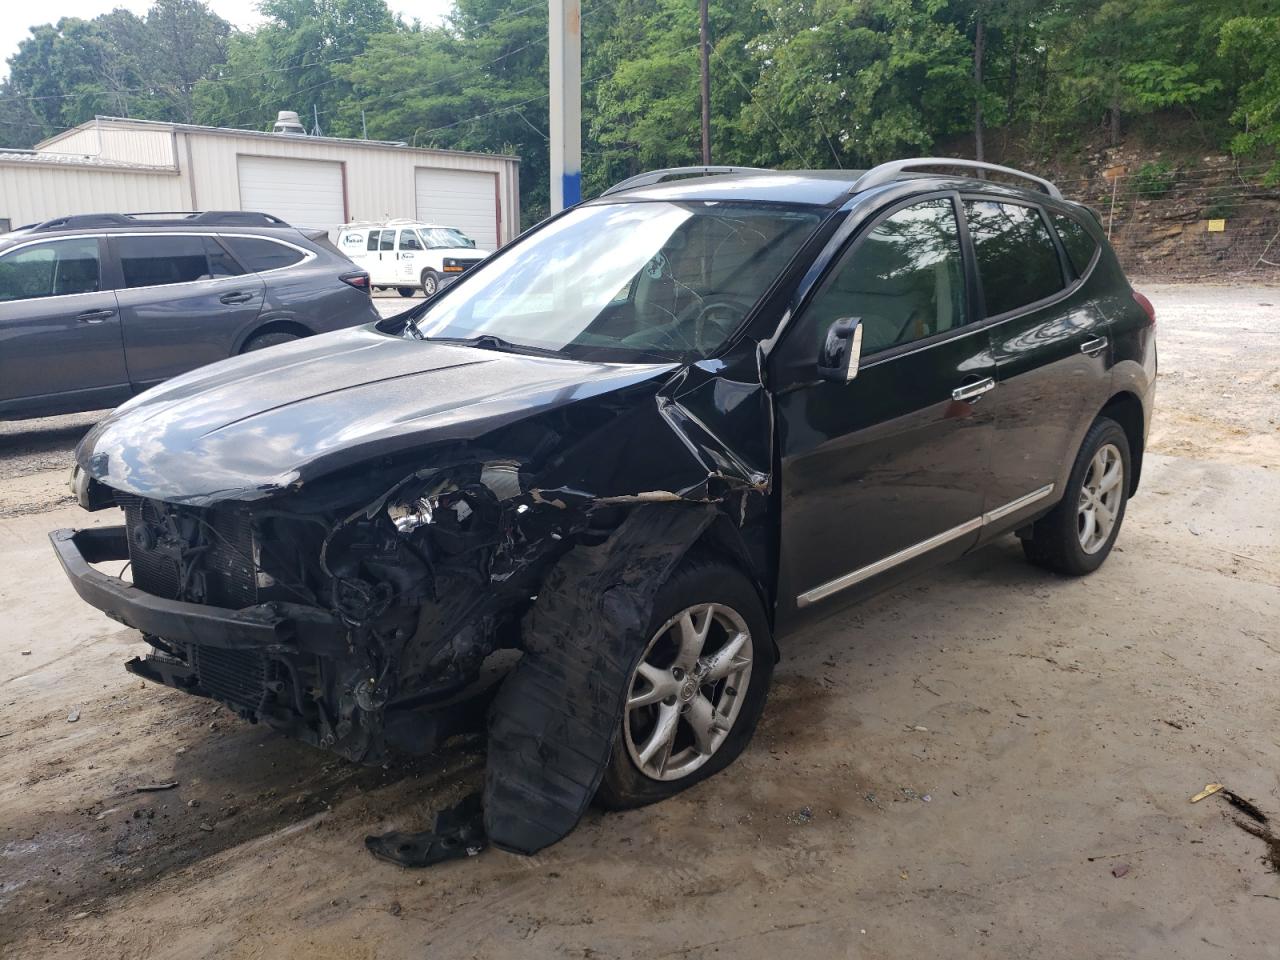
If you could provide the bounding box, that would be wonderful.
[1,1,454,78]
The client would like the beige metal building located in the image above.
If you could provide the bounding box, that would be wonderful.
[0,116,520,247]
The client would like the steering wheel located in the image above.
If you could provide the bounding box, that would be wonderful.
[670,294,758,354]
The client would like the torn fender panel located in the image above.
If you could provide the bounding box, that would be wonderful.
[484,504,716,855]
[76,325,678,507]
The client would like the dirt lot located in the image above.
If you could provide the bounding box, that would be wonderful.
[1,283,1277,959]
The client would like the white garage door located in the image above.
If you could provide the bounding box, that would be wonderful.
[237,155,345,233]
[415,168,498,250]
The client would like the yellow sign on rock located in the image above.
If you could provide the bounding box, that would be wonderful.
[1206,219,1226,233]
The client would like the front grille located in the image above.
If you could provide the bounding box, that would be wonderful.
[191,645,270,713]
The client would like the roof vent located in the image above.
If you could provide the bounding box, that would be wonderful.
[272,110,306,135]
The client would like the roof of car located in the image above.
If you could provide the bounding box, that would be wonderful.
[593,161,1070,209]
[593,171,867,207]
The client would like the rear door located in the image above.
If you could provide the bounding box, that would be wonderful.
[111,234,265,388]
[0,236,129,416]
[773,194,996,615]
[963,198,1113,536]
[368,229,396,284]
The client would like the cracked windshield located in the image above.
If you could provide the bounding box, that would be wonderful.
[410,200,822,360]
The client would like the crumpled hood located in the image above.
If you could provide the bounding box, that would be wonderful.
[78,325,676,505]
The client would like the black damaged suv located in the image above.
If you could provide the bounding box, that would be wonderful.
[53,160,1155,857]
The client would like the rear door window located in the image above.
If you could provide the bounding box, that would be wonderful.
[964,200,1065,316]
[221,236,306,273]
[0,238,102,302]
[1050,211,1100,276]
[379,230,396,251]
[365,231,379,251]
[117,235,245,288]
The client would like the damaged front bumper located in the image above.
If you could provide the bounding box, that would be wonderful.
[50,526,347,654]
[53,527,348,655]
[50,526,488,760]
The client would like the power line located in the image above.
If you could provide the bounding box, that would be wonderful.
[349,37,549,113]
[708,42,809,168]
[411,57,666,144]
[758,3,842,169]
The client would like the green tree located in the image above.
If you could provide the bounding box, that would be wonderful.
[194,0,397,134]
[1221,15,1280,182]
[742,0,969,167]
[1,2,231,147]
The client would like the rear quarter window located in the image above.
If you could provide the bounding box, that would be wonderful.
[222,237,306,273]
[964,200,1065,316]
[1050,211,1100,276]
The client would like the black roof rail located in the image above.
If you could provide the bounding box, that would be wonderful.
[851,158,1062,200]
[32,214,134,230]
[29,210,291,232]
[601,166,773,197]
[187,211,291,226]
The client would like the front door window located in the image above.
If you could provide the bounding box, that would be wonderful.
[802,197,967,354]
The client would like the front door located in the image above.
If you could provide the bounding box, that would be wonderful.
[110,234,265,387]
[0,236,130,416]
[773,195,995,616]
[396,228,425,285]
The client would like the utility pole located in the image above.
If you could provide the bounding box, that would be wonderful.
[549,0,582,212]
[699,0,711,164]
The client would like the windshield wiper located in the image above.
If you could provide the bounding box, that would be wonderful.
[424,334,567,359]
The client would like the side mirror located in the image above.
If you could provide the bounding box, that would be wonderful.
[816,316,863,383]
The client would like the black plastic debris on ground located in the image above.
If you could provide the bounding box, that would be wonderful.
[1221,791,1280,874]
[365,792,488,868]
[1224,790,1268,825]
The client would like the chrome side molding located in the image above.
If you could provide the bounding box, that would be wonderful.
[796,484,1055,608]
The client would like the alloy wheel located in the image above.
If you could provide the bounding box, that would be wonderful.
[1077,442,1123,554]
[623,602,753,782]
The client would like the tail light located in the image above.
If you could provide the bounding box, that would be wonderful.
[340,271,371,294]
[1132,289,1155,326]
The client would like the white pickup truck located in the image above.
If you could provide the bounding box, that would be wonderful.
[337,219,490,297]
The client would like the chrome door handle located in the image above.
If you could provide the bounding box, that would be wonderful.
[1080,336,1108,356]
[76,308,114,324]
[952,377,996,402]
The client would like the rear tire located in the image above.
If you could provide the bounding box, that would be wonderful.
[421,269,440,297]
[596,555,773,810]
[1022,416,1131,576]
[397,286,416,298]
[240,331,299,353]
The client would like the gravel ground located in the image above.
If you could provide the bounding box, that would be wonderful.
[1,282,1277,959]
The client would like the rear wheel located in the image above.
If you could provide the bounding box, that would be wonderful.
[421,269,440,297]
[240,331,299,353]
[1022,416,1131,576]
[396,286,416,298]
[597,555,773,810]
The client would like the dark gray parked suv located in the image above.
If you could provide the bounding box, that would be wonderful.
[0,211,379,420]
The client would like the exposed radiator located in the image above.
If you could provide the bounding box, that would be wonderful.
[191,644,270,713]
